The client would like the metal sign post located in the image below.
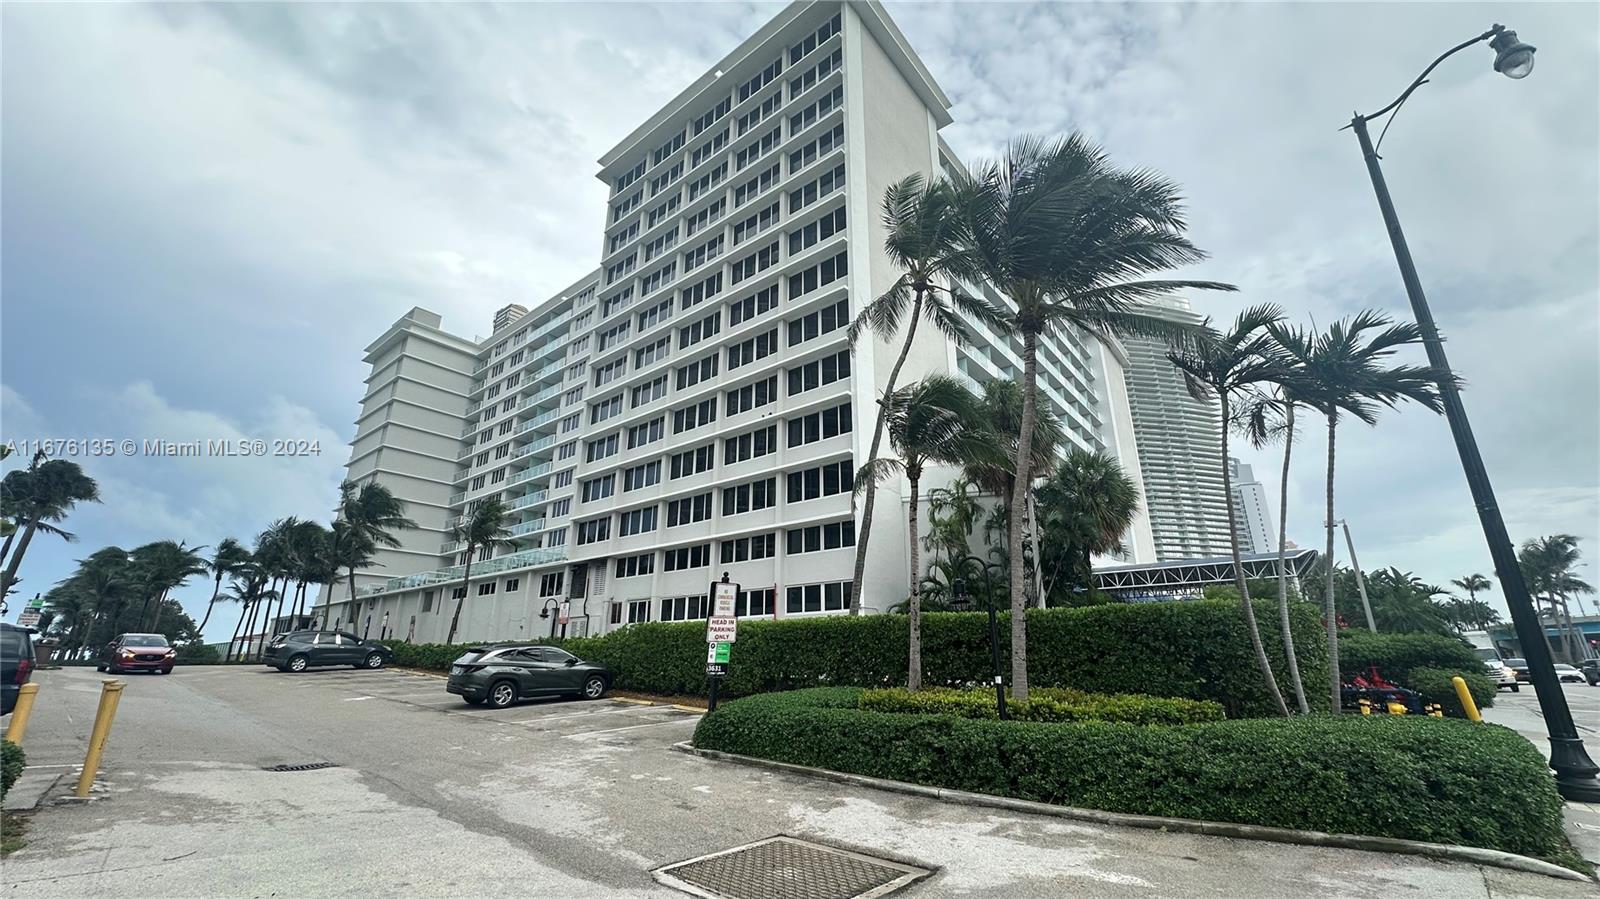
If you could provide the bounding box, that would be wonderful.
[706,573,739,712]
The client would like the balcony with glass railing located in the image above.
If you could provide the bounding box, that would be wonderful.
[507,518,546,537]
[512,435,556,460]
[448,491,467,506]
[508,463,551,486]
[357,546,569,597]
[520,384,562,410]
[515,409,560,435]
[507,490,548,511]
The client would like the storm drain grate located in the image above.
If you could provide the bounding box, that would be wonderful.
[262,762,339,773]
[652,836,929,899]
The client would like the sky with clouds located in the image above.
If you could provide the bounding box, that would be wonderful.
[3,2,1596,639]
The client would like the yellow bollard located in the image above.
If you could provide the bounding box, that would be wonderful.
[1358,698,1372,716]
[4,683,39,745]
[1451,675,1481,723]
[1386,701,1408,715]
[74,680,125,798]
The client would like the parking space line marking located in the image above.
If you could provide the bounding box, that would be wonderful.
[343,696,373,701]
[498,705,678,726]
[563,717,699,738]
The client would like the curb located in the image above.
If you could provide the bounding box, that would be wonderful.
[671,741,1594,884]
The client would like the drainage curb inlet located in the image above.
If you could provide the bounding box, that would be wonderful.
[652,836,930,899]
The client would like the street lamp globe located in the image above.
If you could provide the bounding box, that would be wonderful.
[1490,28,1536,79]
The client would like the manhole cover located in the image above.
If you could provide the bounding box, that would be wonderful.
[262,762,338,772]
[652,836,929,899]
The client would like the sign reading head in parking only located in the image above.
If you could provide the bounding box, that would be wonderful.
[705,615,737,643]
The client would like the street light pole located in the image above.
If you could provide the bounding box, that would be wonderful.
[1333,519,1376,632]
[1347,25,1599,801]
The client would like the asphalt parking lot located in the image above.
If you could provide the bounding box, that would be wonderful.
[3,664,1595,898]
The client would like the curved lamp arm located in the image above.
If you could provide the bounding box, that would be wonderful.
[1354,26,1502,124]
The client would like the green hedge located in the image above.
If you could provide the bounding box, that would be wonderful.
[860,687,1224,725]
[390,600,1327,718]
[693,688,1571,864]
[1339,632,1493,713]
[1,740,23,800]
[176,643,221,665]
[1339,632,1482,681]
[1408,667,1498,719]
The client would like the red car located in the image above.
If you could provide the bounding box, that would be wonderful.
[97,633,176,675]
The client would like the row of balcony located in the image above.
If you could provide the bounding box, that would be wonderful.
[356,546,570,598]
[474,308,578,375]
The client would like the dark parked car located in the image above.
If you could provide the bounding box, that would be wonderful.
[1504,657,1530,682]
[263,630,392,673]
[446,644,610,708]
[1582,659,1599,686]
[1,623,36,715]
[97,633,176,675]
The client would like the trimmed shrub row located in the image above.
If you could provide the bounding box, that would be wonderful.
[1338,631,1494,717]
[692,688,1570,864]
[1,739,23,800]
[1338,631,1482,681]
[859,687,1224,725]
[390,600,1328,718]
[1408,667,1498,718]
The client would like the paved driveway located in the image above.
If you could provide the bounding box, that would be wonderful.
[2,665,1591,898]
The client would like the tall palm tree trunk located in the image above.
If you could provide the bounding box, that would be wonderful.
[1275,404,1309,714]
[196,575,224,637]
[907,463,923,692]
[1007,331,1039,702]
[1324,414,1342,714]
[225,601,248,662]
[446,552,474,644]
[0,517,40,596]
[347,567,361,629]
[850,292,925,614]
[251,579,275,660]
[0,527,16,566]
[1221,396,1288,717]
[149,588,170,631]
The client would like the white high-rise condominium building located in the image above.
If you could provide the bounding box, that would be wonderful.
[1120,296,1232,561]
[1228,457,1275,555]
[315,0,1153,643]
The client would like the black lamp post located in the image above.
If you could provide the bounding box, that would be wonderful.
[1347,25,1599,801]
[538,598,561,639]
[951,555,1007,720]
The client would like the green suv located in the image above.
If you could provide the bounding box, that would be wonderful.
[264,630,393,672]
[446,644,611,708]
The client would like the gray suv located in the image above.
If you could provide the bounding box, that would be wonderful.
[263,630,393,672]
[446,644,610,708]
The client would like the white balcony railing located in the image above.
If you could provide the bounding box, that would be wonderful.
[358,546,569,597]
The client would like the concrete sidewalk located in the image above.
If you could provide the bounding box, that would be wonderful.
[1482,683,1600,869]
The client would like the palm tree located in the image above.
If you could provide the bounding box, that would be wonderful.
[1518,535,1595,662]
[223,560,275,662]
[923,477,981,568]
[334,480,416,611]
[1271,312,1441,713]
[283,520,334,627]
[858,376,984,691]
[0,456,101,597]
[251,519,298,659]
[1167,304,1293,717]
[960,379,1063,605]
[130,540,208,631]
[1035,448,1140,605]
[964,134,1234,700]
[1452,573,1492,607]
[847,175,992,614]
[445,498,511,644]
[196,538,251,638]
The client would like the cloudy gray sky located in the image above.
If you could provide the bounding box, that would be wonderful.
[3,2,1596,638]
